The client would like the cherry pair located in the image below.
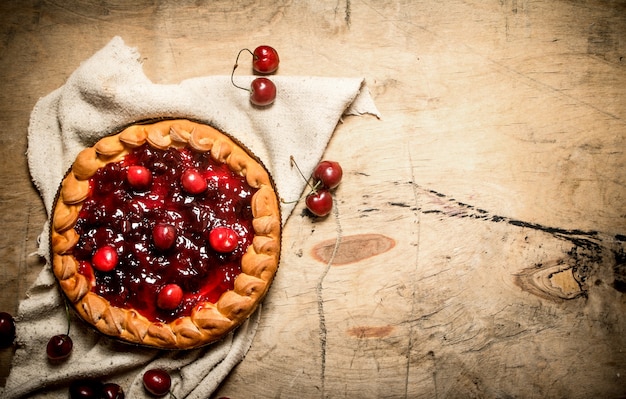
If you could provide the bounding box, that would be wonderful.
[231,45,280,106]
[305,160,343,217]
[286,157,343,218]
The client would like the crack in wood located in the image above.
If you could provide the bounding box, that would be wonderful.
[404,158,423,398]
[407,182,624,302]
[316,197,342,399]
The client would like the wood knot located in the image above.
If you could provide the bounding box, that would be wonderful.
[311,233,395,266]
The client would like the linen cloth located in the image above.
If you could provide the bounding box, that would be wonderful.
[1,36,379,398]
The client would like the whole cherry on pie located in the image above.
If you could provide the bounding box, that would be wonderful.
[181,168,207,194]
[152,223,177,251]
[209,226,239,253]
[92,246,118,272]
[127,165,152,190]
[157,284,184,310]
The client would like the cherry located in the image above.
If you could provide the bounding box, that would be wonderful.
[143,368,171,397]
[46,334,73,361]
[126,165,152,190]
[305,189,333,217]
[102,383,125,399]
[0,311,16,348]
[313,160,343,189]
[209,226,239,253]
[92,245,118,272]
[153,223,177,251]
[157,284,183,310]
[231,47,277,107]
[47,300,74,361]
[181,168,207,194]
[69,379,103,399]
[249,77,276,106]
[252,45,280,74]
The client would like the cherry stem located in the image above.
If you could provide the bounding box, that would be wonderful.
[62,298,71,336]
[230,48,256,93]
[280,155,322,204]
[280,156,322,204]
[290,156,318,192]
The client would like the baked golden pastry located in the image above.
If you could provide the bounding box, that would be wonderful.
[50,119,281,349]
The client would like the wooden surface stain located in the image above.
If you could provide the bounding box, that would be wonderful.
[311,233,395,266]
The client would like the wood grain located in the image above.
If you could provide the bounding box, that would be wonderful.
[0,0,624,397]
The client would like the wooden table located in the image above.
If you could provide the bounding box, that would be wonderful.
[1,1,624,397]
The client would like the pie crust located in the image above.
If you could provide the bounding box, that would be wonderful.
[50,119,281,349]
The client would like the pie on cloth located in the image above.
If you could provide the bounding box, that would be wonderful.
[1,36,379,398]
[51,119,281,350]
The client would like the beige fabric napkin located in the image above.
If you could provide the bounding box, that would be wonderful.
[2,36,379,398]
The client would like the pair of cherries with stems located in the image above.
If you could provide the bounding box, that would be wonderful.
[286,157,343,218]
[231,45,280,106]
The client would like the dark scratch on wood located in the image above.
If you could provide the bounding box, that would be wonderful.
[418,185,601,250]
[411,182,623,301]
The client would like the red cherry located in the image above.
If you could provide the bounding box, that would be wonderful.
[250,77,276,106]
[143,368,171,397]
[69,379,103,399]
[181,168,207,194]
[46,334,73,361]
[305,189,333,217]
[101,383,125,399]
[0,312,16,348]
[209,226,239,253]
[153,223,177,251]
[313,160,343,189]
[126,165,152,190]
[253,45,280,74]
[92,246,118,272]
[157,284,183,310]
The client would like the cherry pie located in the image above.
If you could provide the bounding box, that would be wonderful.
[50,119,281,349]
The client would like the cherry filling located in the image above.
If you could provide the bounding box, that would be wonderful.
[73,144,257,323]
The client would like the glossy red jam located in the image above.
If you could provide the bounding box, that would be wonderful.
[73,144,257,323]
